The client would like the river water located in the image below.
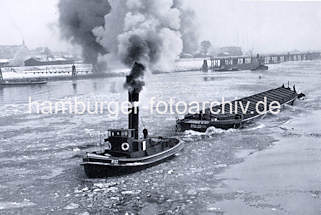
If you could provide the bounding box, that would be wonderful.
[0,60,320,214]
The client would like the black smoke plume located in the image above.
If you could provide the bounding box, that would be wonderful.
[121,34,163,92]
[58,0,110,66]
[125,62,146,93]
[122,35,161,67]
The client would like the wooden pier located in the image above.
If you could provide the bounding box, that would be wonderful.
[262,52,321,64]
[210,52,321,72]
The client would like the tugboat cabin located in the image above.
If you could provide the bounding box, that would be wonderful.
[105,128,177,159]
[105,129,138,156]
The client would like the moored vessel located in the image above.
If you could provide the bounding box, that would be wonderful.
[0,68,47,87]
[0,79,47,86]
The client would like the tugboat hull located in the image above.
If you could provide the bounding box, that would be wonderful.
[83,156,175,178]
[81,140,184,178]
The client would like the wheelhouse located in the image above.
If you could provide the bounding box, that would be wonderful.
[107,129,136,139]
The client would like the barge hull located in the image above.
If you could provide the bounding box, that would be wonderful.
[177,86,300,132]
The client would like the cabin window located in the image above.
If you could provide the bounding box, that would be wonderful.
[245,58,251,64]
[216,60,220,67]
[123,131,128,137]
[110,131,122,137]
[212,59,220,68]
[225,59,232,65]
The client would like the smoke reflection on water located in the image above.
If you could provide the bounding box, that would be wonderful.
[0,61,320,214]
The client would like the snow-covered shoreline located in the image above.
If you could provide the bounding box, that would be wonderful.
[1,59,204,80]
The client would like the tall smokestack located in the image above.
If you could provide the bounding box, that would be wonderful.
[128,88,139,139]
[125,62,145,139]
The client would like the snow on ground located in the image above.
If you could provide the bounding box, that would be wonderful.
[1,59,205,80]
[175,58,207,72]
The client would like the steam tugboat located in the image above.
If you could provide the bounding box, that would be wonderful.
[177,84,305,132]
[81,64,184,178]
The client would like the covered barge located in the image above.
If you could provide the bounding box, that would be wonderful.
[177,85,304,132]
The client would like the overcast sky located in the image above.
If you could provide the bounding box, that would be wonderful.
[0,0,321,53]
